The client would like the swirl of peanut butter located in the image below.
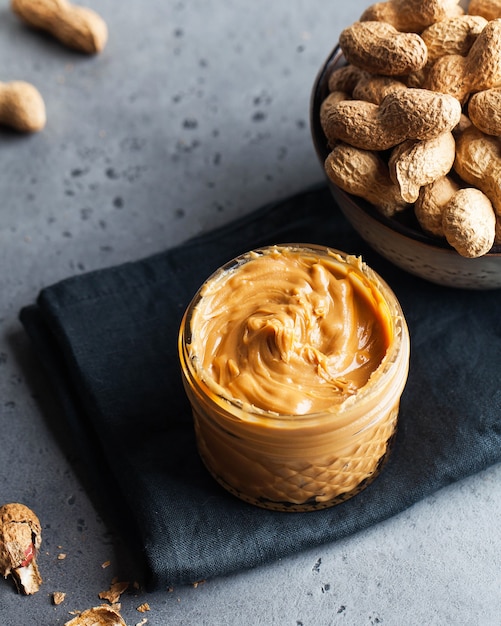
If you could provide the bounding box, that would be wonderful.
[189,246,392,416]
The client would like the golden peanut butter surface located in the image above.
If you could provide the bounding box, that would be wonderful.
[189,247,392,415]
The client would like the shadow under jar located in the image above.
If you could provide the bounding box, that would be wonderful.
[179,244,410,512]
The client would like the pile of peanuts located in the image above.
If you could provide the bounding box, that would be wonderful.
[320,0,501,258]
[0,0,107,133]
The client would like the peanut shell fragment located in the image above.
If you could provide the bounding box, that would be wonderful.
[52,590,66,605]
[0,503,42,594]
[98,580,129,604]
[64,605,127,626]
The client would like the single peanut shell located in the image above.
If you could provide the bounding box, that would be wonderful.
[415,175,460,237]
[442,187,496,257]
[327,64,365,95]
[339,21,428,76]
[352,74,407,105]
[468,0,501,20]
[468,88,501,135]
[321,99,384,149]
[454,124,501,213]
[421,15,487,66]
[360,0,464,32]
[322,88,461,151]
[11,0,108,54]
[405,67,429,88]
[324,142,409,217]
[0,81,46,132]
[372,88,462,142]
[320,91,350,138]
[389,131,456,203]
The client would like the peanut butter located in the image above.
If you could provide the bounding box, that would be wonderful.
[179,245,410,511]
[190,245,392,415]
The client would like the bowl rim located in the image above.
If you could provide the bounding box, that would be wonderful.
[310,45,501,257]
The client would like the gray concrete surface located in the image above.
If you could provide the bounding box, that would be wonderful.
[1,1,500,624]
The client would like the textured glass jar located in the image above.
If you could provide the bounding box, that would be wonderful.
[179,245,410,512]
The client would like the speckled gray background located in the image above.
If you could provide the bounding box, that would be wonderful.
[1,1,500,624]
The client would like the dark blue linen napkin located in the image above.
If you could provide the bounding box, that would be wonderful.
[19,184,501,589]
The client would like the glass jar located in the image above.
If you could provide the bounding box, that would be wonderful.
[178,244,410,512]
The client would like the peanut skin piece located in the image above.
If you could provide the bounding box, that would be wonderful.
[421,15,488,66]
[11,0,108,54]
[321,88,461,151]
[442,187,496,257]
[360,0,464,33]
[426,18,501,103]
[324,142,409,217]
[339,21,428,76]
[415,175,460,237]
[468,0,501,20]
[0,81,46,132]
[468,88,501,135]
[389,131,456,203]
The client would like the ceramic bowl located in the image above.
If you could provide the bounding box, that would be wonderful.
[310,45,501,290]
